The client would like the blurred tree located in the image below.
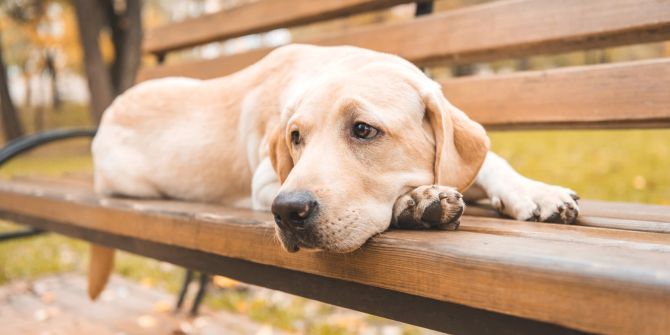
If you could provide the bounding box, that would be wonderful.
[44,49,59,108]
[4,0,48,132]
[0,31,25,140]
[72,0,142,124]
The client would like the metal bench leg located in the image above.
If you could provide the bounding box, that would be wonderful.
[175,269,194,311]
[190,272,209,316]
[415,1,433,16]
[0,228,45,242]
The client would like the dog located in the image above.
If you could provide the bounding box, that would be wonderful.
[89,44,579,297]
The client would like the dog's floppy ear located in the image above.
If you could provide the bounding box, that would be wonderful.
[268,125,293,183]
[423,85,490,191]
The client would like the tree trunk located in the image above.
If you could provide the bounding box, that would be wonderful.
[33,105,44,132]
[104,0,143,94]
[0,32,25,141]
[72,0,116,125]
[73,0,142,124]
[23,62,32,108]
[118,0,142,93]
[44,50,61,109]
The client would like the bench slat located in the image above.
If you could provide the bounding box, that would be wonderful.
[12,173,670,234]
[0,179,668,335]
[465,201,670,234]
[143,0,417,54]
[137,48,269,82]
[442,58,670,129]
[0,212,586,335]
[10,175,93,190]
[137,0,670,81]
[139,58,670,130]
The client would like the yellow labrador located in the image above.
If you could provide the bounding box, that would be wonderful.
[91,44,579,296]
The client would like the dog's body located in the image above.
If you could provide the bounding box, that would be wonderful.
[93,44,579,256]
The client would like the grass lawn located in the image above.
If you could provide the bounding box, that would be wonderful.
[490,129,670,204]
[0,104,668,333]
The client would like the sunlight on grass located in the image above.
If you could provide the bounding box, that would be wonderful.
[491,129,670,204]
[0,222,88,284]
[0,155,92,178]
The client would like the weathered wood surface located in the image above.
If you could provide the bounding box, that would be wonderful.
[441,59,670,129]
[138,0,670,81]
[143,0,418,54]
[0,178,668,335]
[139,58,670,130]
[13,173,670,233]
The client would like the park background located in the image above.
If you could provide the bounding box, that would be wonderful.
[0,0,668,334]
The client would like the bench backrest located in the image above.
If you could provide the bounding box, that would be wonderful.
[138,0,670,130]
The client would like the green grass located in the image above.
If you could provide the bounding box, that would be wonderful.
[0,102,668,333]
[0,154,92,178]
[0,222,88,284]
[490,129,670,204]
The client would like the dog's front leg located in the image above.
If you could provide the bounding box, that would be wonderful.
[464,152,580,223]
[392,185,465,230]
[251,158,281,211]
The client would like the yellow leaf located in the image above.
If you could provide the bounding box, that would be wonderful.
[213,275,240,289]
[632,175,647,190]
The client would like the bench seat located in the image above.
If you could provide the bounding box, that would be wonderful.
[0,175,668,335]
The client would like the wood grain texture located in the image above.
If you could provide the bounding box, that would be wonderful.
[440,58,670,129]
[137,0,670,81]
[13,173,670,234]
[0,179,668,335]
[2,216,588,335]
[464,201,670,235]
[137,48,270,82]
[143,0,418,54]
[139,58,670,129]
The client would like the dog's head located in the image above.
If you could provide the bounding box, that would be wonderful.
[268,50,489,252]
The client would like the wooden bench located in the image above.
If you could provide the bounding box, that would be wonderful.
[1,1,670,334]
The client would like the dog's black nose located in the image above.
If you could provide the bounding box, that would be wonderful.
[271,191,318,230]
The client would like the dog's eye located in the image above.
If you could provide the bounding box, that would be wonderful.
[291,130,301,145]
[352,122,379,140]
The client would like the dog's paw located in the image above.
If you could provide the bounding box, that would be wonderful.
[392,185,465,230]
[491,181,579,224]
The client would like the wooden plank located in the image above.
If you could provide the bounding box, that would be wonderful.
[138,48,270,82]
[19,172,670,234]
[139,58,670,129]
[143,0,418,54]
[10,175,93,190]
[9,177,670,241]
[466,202,670,234]
[0,179,668,335]
[441,59,670,129]
[1,215,588,335]
[580,200,670,223]
[137,0,670,81]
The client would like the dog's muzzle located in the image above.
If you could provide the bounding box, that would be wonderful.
[271,191,320,251]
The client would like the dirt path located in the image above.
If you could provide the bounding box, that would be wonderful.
[0,274,283,335]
